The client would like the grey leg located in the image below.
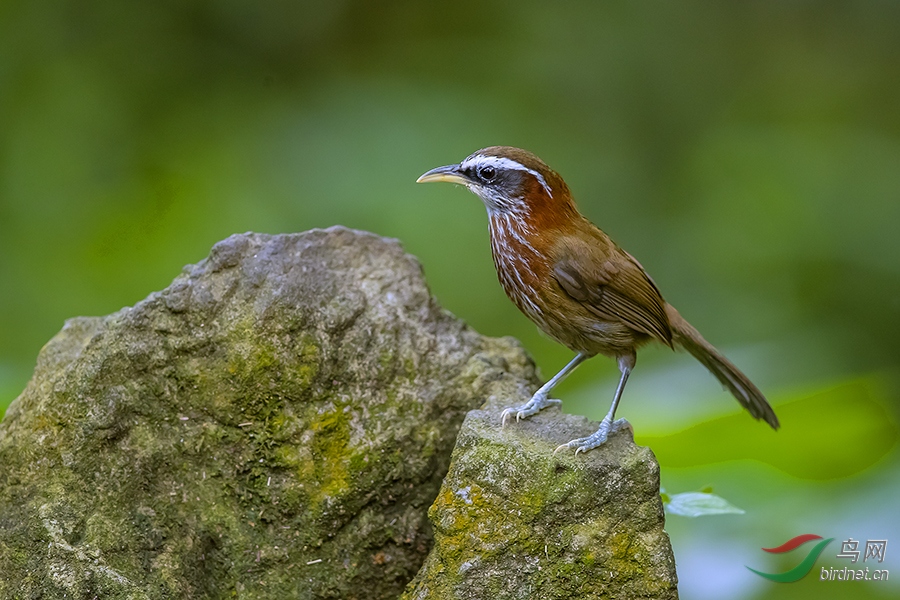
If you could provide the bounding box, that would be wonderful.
[555,352,636,455]
[501,353,588,426]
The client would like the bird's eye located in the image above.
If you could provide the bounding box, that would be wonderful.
[479,166,496,182]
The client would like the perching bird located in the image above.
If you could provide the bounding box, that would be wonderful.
[417,146,779,454]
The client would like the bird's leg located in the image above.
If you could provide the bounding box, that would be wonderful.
[555,353,636,455]
[501,353,587,426]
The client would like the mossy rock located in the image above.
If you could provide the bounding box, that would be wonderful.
[400,404,678,600]
[0,227,538,599]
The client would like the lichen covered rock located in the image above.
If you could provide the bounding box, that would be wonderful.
[400,404,678,600]
[0,227,537,599]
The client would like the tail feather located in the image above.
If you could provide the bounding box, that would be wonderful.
[665,305,779,430]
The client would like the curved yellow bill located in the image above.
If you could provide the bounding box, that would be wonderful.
[416,164,469,185]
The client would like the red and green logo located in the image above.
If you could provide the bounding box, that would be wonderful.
[747,534,834,582]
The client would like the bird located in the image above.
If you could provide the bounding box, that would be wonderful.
[417,146,779,454]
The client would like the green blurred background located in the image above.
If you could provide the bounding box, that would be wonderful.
[2,1,898,597]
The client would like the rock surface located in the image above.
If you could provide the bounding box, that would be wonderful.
[0,227,678,599]
[400,403,678,600]
[0,227,538,599]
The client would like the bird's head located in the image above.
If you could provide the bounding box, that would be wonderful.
[417,146,575,219]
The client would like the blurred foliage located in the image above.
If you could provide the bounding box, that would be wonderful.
[1,2,899,598]
[662,489,746,518]
[640,377,899,480]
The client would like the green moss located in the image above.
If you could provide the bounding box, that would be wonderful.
[379,347,394,372]
[308,403,352,506]
[295,336,320,385]
[403,357,416,378]
[401,410,677,599]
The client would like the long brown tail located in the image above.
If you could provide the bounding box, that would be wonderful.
[665,304,779,430]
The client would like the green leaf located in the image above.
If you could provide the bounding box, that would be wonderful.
[637,377,899,480]
[664,492,745,518]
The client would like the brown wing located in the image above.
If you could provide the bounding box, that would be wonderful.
[552,233,673,347]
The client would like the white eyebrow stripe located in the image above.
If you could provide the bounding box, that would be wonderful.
[461,155,553,197]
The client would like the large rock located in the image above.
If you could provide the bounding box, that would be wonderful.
[0,227,679,599]
[0,227,538,599]
[401,404,678,600]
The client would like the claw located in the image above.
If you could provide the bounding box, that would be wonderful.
[554,418,632,456]
[498,393,561,427]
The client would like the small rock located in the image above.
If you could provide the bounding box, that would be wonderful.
[400,400,678,600]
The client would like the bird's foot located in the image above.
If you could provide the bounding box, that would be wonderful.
[554,418,631,455]
[500,392,562,426]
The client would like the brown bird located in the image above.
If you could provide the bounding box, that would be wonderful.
[417,146,779,454]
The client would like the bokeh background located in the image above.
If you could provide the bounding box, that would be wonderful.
[2,2,898,597]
